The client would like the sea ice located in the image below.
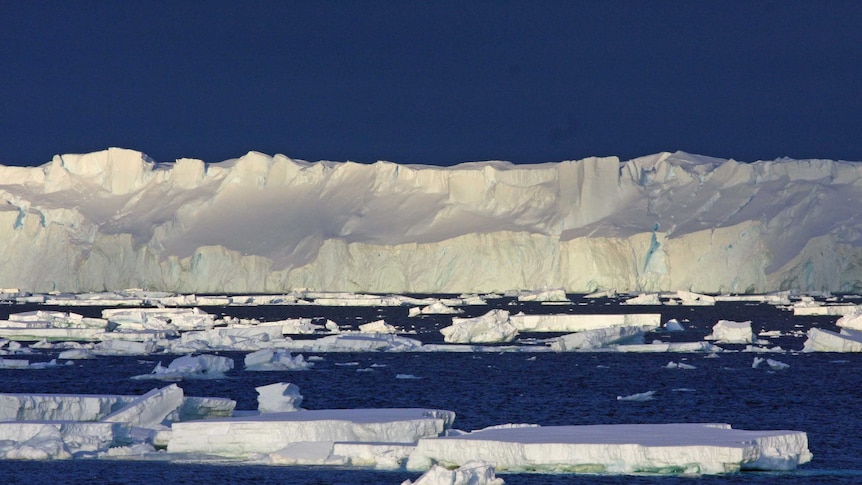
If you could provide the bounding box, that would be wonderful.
[359,319,397,333]
[836,310,862,331]
[617,390,656,401]
[440,310,518,344]
[706,320,754,344]
[133,354,234,380]
[548,326,644,351]
[509,313,660,332]
[802,328,862,352]
[408,423,811,474]
[622,294,661,305]
[403,460,504,485]
[244,349,313,371]
[256,382,303,413]
[167,408,456,456]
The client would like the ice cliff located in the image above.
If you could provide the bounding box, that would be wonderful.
[2,148,862,294]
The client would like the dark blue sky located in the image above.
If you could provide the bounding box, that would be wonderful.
[2,1,860,166]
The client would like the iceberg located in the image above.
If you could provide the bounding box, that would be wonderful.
[510,312,660,332]
[3,149,862,294]
[802,328,862,352]
[403,460,504,485]
[408,423,812,474]
[440,310,517,344]
[256,382,304,413]
[706,320,754,344]
[132,354,234,380]
[548,326,644,351]
[167,408,456,456]
[836,310,862,331]
[244,349,313,371]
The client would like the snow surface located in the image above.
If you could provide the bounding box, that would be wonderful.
[3,149,862,294]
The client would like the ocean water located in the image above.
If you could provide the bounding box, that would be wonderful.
[1,296,861,484]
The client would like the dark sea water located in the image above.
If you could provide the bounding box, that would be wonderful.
[1,296,861,484]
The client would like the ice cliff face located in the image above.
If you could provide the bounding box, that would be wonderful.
[2,148,862,293]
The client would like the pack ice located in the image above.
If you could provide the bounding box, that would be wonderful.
[0,384,811,476]
[3,148,862,294]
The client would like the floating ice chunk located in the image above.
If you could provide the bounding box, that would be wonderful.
[0,393,135,421]
[585,289,617,299]
[792,303,858,316]
[168,408,455,456]
[622,293,661,305]
[171,326,285,352]
[664,319,685,332]
[244,349,313,371]
[802,328,862,352]
[257,383,303,413]
[675,290,716,306]
[133,354,234,381]
[409,423,811,474]
[275,317,327,334]
[705,320,753,344]
[0,358,30,369]
[285,333,423,352]
[93,339,157,355]
[617,390,656,401]
[403,460,504,485]
[0,422,117,459]
[548,326,644,351]
[836,310,862,331]
[58,349,96,360]
[753,357,788,369]
[409,301,464,316]
[744,345,785,353]
[517,289,569,302]
[102,307,215,331]
[509,313,659,332]
[359,319,397,334]
[101,384,184,428]
[440,310,517,344]
[665,361,696,370]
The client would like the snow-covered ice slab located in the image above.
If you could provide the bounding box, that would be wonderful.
[404,460,504,485]
[706,320,754,344]
[441,310,517,344]
[0,327,105,341]
[0,393,135,421]
[836,311,862,331]
[548,326,644,351]
[168,408,455,456]
[793,304,859,316]
[803,328,862,352]
[409,423,811,474]
[102,307,215,331]
[101,385,184,429]
[282,333,423,352]
[510,313,659,332]
[615,341,719,353]
[0,421,119,459]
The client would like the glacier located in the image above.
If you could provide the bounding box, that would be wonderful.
[3,148,862,294]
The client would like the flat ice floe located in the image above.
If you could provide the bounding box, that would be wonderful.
[803,328,862,352]
[408,423,812,474]
[0,383,813,476]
